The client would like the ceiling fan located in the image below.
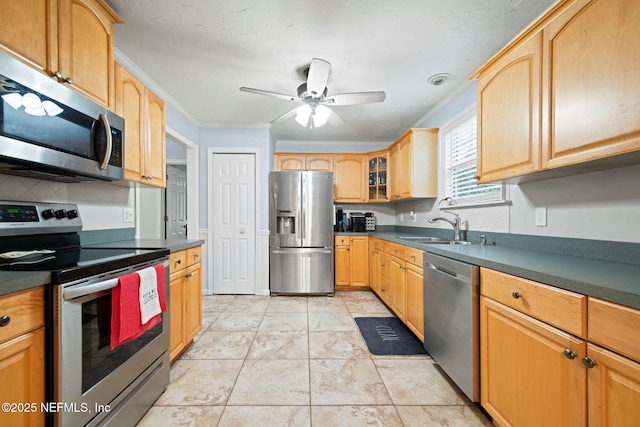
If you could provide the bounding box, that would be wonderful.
[240,58,386,129]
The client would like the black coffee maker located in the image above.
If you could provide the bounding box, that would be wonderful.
[335,206,343,232]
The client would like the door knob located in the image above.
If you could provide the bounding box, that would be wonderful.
[239,229,245,234]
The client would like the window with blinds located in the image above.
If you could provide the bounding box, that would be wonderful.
[442,107,503,205]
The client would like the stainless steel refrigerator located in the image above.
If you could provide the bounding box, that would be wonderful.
[269,171,334,295]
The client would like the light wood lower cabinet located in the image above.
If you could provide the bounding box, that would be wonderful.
[369,238,424,342]
[334,236,369,287]
[480,295,586,427]
[0,287,45,427]
[169,246,202,362]
[404,262,424,342]
[480,268,640,427]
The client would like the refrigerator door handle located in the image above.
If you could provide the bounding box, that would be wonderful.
[301,173,306,242]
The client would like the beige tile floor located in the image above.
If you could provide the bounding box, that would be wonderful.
[137,291,493,426]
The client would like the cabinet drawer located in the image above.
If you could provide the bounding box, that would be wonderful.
[186,246,202,267]
[589,298,640,362]
[403,247,423,266]
[480,268,586,338]
[335,236,349,246]
[170,250,186,272]
[0,287,44,344]
[385,242,404,258]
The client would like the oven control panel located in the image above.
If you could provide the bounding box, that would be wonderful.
[0,201,83,236]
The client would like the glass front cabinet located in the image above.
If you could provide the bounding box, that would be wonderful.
[367,152,389,202]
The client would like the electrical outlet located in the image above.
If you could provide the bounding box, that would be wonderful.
[535,207,547,227]
[400,213,404,222]
[123,208,134,223]
[410,210,416,222]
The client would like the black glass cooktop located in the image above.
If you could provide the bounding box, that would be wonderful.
[0,246,168,283]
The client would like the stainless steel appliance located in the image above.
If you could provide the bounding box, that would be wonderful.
[269,171,334,295]
[423,252,480,402]
[350,212,366,232]
[0,201,169,426]
[0,51,124,182]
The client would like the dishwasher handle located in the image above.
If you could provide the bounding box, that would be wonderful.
[425,262,458,278]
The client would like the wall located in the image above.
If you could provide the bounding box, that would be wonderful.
[397,81,640,244]
[0,174,135,231]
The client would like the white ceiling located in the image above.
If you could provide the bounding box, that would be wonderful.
[106,0,554,143]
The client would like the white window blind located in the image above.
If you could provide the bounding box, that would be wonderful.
[442,108,503,205]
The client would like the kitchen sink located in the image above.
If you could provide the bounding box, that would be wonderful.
[400,236,484,245]
[399,236,451,243]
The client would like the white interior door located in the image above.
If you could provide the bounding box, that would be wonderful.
[212,153,256,294]
[165,165,187,239]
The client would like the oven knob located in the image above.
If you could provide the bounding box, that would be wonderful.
[55,209,67,219]
[66,209,79,219]
[42,209,55,220]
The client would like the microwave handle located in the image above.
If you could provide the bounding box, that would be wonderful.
[97,113,112,170]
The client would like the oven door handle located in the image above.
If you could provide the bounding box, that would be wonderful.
[63,260,169,300]
[64,277,119,300]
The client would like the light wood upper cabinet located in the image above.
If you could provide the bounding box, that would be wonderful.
[541,0,640,169]
[274,153,333,172]
[477,33,541,183]
[473,0,640,182]
[306,154,333,171]
[274,154,306,171]
[389,128,438,200]
[333,154,366,202]
[0,0,122,108]
[115,63,166,188]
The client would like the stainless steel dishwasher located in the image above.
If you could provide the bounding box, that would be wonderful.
[423,252,480,402]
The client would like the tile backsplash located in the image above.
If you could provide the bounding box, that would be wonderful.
[0,175,66,201]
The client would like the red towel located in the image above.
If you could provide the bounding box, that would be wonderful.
[111,264,166,350]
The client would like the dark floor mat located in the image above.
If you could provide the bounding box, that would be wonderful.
[354,317,427,356]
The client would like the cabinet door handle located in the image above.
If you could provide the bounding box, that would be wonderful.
[582,357,597,369]
[511,291,522,299]
[564,349,577,360]
[0,315,10,327]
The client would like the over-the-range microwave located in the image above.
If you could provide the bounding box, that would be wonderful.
[0,50,124,182]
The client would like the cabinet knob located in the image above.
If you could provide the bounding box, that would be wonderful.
[0,315,10,327]
[194,254,199,258]
[582,357,597,369]
[511,291,522,299]
[64,76,73,85]
[563,349,577,360]
[53,71,63,80]
[176,259,182,264]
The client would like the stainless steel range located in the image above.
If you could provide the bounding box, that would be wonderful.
[0,201,170,426]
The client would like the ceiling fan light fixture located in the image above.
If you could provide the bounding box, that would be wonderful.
[295,104,312,126]
[312,105,331,128]
[427,73,450,86]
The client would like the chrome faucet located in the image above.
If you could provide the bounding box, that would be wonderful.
[428,211,462,241]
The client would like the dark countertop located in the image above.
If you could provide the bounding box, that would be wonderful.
[370,231,640,311]
[83,238,204,253]
[0,239,204,297]
[0,271,51,297]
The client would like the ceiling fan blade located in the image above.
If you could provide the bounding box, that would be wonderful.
[270,107,299,124]
[240,87,299,102]
[306,58,331,97]
[327,108,346,126]
[325,91,386,106]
